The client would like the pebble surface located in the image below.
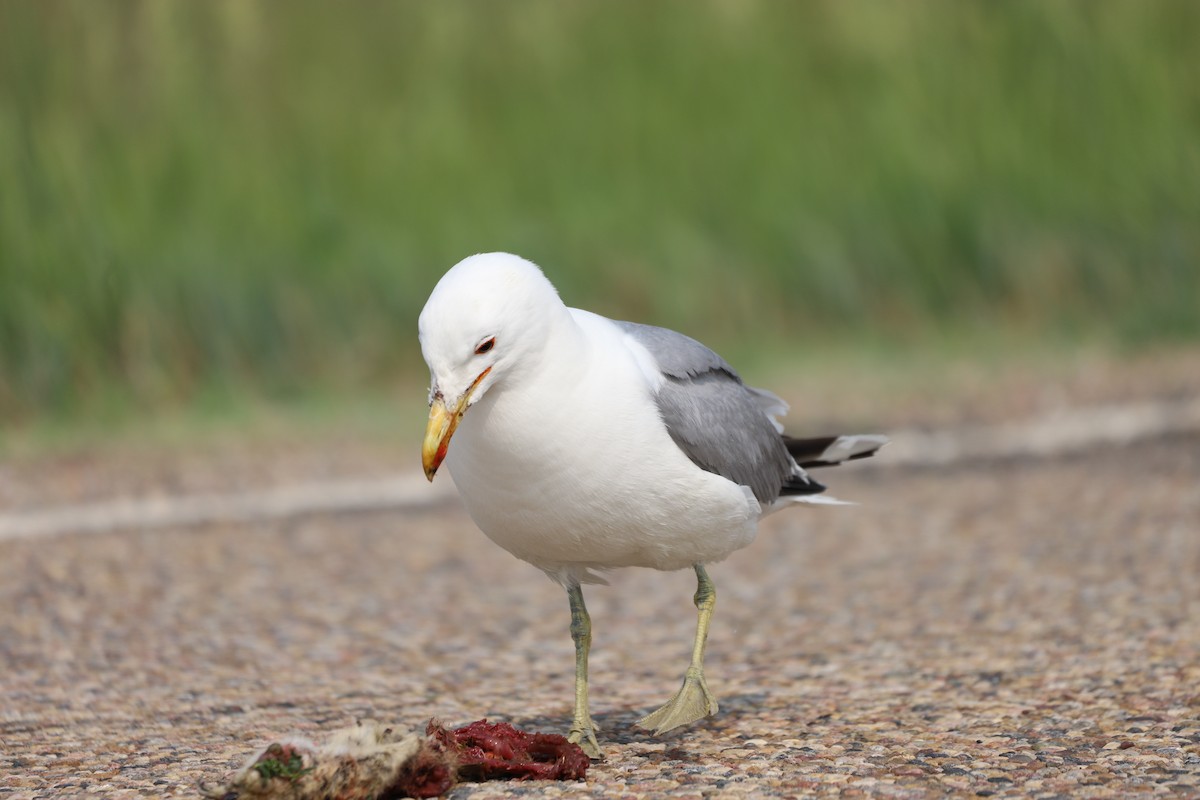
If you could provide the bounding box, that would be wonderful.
[2,369,1199,798]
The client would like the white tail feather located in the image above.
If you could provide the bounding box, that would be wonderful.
[765,493,856,515]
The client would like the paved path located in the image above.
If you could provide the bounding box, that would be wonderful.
[3,351,1200,799]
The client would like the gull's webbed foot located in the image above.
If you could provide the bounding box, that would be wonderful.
[567,713,603,759]
[636,666,719,735]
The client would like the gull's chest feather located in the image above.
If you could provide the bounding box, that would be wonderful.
[444,343,760,575]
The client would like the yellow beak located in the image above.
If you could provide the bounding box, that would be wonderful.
[422,367,491,481]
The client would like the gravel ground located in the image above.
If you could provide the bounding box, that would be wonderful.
[2,354,1199,798]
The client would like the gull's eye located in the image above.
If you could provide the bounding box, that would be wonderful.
[474,337,496,355]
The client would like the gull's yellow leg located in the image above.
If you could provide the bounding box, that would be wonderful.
[637,564,720,734]
[566,584,603,758]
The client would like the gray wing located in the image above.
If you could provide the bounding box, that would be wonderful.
[616,321,805,505]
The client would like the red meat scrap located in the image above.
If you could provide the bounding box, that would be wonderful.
[428,719,590,782]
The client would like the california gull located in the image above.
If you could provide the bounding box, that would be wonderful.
[419,252,886,757]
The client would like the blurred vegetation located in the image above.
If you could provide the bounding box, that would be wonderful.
[1,1,1198,424]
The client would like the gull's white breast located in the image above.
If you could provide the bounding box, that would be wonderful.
[444,310,761,584]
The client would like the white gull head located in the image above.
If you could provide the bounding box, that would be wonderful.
[418,252,570,479]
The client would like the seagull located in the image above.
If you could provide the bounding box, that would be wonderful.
[419,253,885,758]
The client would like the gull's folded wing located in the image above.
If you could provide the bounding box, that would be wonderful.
[615,321,800,505]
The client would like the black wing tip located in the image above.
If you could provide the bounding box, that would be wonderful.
[798,450,879,468]
[784,434,886,469]
[779,475,827,496]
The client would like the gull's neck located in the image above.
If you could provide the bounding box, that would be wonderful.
[493,302,590,405]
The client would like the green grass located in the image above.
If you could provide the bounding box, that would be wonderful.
[2,2,1198,426]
